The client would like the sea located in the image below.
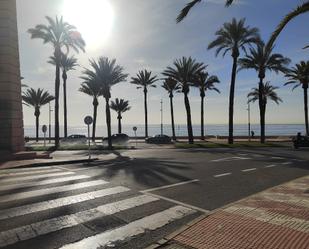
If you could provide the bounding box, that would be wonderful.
[24,124,306,138]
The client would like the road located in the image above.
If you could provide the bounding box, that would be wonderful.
[0,147,308,248]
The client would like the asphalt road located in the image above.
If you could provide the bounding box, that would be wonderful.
[0,147,308,248]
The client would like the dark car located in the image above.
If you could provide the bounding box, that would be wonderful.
[102,133,129,145]
[145,134,172,144]
[292,135,309,149]
[61,134,87,144]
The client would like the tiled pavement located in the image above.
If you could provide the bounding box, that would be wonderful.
[159,175,309,249]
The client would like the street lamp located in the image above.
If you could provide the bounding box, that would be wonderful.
[49,101,53,143]
[247,98,251,141]
[160,99,163,135]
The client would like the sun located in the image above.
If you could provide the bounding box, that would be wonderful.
[62,0,114,49]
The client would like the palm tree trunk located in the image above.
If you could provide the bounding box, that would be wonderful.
[170,95,176,141]
[304,86,309,136]
[118,113,122,134]
[144,88,148,138]
[259,78,265,143]
[184,91,194,144]
[105,97,112,148]
[54,50,61,148]
[201,95,205,140]
[228,56,238,144]
[62,71,68,138]
[92,98,98,142]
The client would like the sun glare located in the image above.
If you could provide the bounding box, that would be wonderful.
[62,0,114,49]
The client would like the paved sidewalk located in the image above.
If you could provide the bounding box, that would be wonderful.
[159,175,309,249]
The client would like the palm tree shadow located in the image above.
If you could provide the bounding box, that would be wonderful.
[101,155,192,187]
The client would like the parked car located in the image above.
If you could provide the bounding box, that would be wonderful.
[146,134,172,144]
[292,135,309,149]
[61,134,87,144]
[102,133,129,145]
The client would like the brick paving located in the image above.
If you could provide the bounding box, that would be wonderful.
[161,175,309,249]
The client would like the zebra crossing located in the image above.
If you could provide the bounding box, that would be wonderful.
[0,165,200,249]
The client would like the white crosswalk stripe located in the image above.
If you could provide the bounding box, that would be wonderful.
[59,206,196,249]
[0,166,58,174]
[0,179,108,203]
[0,168,62,177]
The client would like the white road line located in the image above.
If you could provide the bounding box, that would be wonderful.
[271,156,284,160]
[0,172,75,184]
[214,172,232,178]
[211,156,251,162]
[265,164,277,168]
[281,162,293,165]
[141,179,199,193]
[241,168,257,172]
[59,205,196,249]
[238,153,248,156]
[0,180,109,203]
[0,195,159,247]
[0,166,56,174]
[0,175,91,192]
[144,192,210,214]
[0,186,130,220]
[0,168,62,177]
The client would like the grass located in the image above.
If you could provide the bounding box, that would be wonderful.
[26,144,133,151]
[175,141,288,149]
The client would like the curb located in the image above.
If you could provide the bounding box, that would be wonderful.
[146,174,309,249]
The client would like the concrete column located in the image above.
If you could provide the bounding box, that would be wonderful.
[0,0,24,152]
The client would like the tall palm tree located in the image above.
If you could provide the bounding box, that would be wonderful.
[79,80,103,141]
[82,57,128,148]
[163,57,205,144]
[162,77,181,141]
[248,82,282,140]
[110,98,131,134]
[267,1,309,51]
[22,88,54,142]
[28,16,85,147]
[285,61,309,136]
[194,71,220,140]
[49,54,78,138]
[238,41,290,143]
[177,0,234,23]
[131,70,158,138]
[208,18,260,144]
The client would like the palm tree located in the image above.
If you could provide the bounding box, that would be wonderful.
[285,61,309,136]
[248,82,282,140]
[28,16,85,147]
[131,70,158,138]
[82,57,128,148]
[177,0,234,23]
[267,1,309,51]
[208,18,260,144]
[238,41,290,143]
[79,81,103,141]
[162,77,181,141]
[163,57,205,144]
[194,71,220,140]
[49,54,78,138]
[110,98,131,134]
[22,88,54,142]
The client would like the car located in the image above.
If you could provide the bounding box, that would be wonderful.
[145,134,172,144]
[292,135,309,149]
[61,134,87,144]
[102,133,129,145]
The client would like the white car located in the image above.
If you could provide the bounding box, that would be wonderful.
[61,134,87,144]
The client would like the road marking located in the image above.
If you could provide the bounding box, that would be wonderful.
[238,153,248,156]
[0,168,62,177]
[0,172,75,184]
[0,166,56,174]
[0,186,130,220]
[144,192,210,214]
[211,156,251,162]
[0,175,91,192]
[241,168,257,172]
[0,179,109,203]
[214,172,232,178]
[281,162,293,165]
[59,206,196,249]
[251,154,263,158]
[0,195,159,247]
[271,156,284,160]
[265,164,277,168]
[141,179,199,193]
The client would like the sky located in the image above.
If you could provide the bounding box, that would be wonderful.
[17,0,309,128]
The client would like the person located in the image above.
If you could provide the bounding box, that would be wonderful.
[296,132,302,141]
[251,131,255,138]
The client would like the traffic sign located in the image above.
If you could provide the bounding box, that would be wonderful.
[133,126,137,131]
[84,116,93,125]
[42,125,47,133]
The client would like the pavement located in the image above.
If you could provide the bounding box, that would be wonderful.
[158,175,309,249]
[0,146,308,248]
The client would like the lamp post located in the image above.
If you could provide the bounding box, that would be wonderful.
[49,101,53,143]
[160,99,163,135]
[247,98,251,141]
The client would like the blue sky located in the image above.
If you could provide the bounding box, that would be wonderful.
[17,0,309,127]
